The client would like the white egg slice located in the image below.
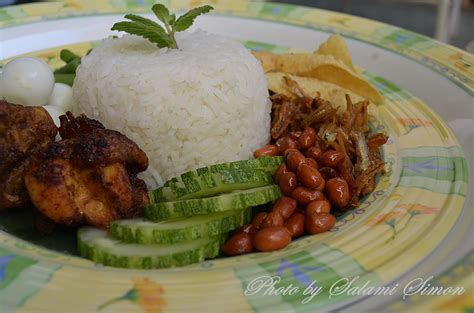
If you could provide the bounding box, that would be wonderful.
[48,83,74,112]
[43,105,65,141]
[43,105,65,128]
[2,57,55,106]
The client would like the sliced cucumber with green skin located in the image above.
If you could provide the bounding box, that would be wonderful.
[78,227,226,269]
[109,208,251,244]
[150,169,274,202]
[163,156,284,186]
[145,185,281,221]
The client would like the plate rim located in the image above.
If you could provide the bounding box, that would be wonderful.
[0,1,470,312]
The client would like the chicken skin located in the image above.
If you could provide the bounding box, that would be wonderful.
[24,112,149,228]
[0,100,57,210]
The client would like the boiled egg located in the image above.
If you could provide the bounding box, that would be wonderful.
[2,57,55,106]
[43,105,64,128]
[47,83,74,112]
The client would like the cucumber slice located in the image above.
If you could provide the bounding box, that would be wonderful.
[150,169,274,202]
[78,227,226,269]
[109,208,251,244]
[145,185,281,221]
[163,156,283,186]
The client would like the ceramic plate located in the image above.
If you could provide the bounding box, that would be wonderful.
[0,1,471,312]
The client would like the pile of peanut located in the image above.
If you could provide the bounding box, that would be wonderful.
[222,127,351,256]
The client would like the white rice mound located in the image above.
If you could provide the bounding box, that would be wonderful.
[73,31,271,184]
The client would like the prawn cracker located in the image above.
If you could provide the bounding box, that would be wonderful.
[315,34,356,72]
[266,72,366,112]
[253,35,384,104]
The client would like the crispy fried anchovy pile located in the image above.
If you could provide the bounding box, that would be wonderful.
[270,79,388,208]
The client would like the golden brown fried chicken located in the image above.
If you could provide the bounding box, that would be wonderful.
[24,112,149,228]
[0,100,57,210]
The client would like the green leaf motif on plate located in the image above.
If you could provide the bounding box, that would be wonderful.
[2,5,27,21]
[0,9,12,22]
[0,248,36,289]
[402,156,467,181]
[381,29,429,51]
[251,3,306,19]
[363,72,413,100]
[0,248,61,310]
[243,41,290,53]
[235,247,381,311]
[397,146,468,194]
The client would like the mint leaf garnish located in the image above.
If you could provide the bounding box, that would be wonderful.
[152,4,172,25]
[172,5,213,32]
[111,4,214,49]
[111,21,173,48]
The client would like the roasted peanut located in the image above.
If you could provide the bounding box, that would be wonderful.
[319,167,339,180]
[286,150,306,172]
[222,233,254,256]
[276,136,298,155]
[319,150,345,168]
[306,200,331,215]
[297,163,325,190]
[326,177,350,209]
[274,164,289,184]
[261,211,284,228]
[305,213,336,234]
[289,131,303,140]
[306,147,322,160]
[272,196,297,220]
[233,223,257,237]
[279,172,298,195]
[283,148,300,158]
[252,212,268,229]
[298,127,317,149]
[254,145,279,158]
[291,186,325,205]
[253,227,292,252]
[296,207,306,215]
[284,213,305,238]
[303,157,319,169]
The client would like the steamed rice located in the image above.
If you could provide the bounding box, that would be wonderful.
[73,31,271,184]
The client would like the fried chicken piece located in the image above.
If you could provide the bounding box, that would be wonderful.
[0,100,57,210]
[24,112,149,228]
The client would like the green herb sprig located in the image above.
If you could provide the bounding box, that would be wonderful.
[111,4,213,49]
